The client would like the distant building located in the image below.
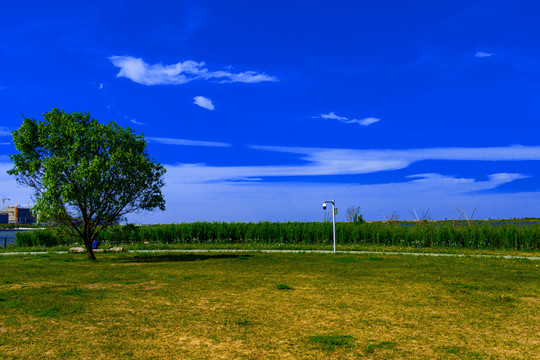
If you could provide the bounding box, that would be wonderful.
[0,213,8,224]
[0,205,36,224]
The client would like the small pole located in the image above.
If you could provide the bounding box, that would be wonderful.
[3,237,6,248]
[332,200,336,253]
[323,199,337,253]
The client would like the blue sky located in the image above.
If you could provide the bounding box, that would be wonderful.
[2,0,540,223]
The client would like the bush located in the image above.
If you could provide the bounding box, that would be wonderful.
[15,228,72,247]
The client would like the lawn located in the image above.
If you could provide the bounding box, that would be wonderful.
[0,251,539,359]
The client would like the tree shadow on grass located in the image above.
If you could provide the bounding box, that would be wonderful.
[118,253,253,263]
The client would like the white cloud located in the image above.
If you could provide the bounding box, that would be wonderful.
[193,96,215,110]
[319,112,380,126]
[320,112,348,121]
[130,119,145,126]
[347,117,380,126]
[487,172,528,183]
[109,56,278,86]
[117,113,144,125]
[1,155,533,224]
[475,51,493,58]
[171,144,540,183]
[99,83,104,89]
[0,127,11,136]
[131,169,537,223]
[147,136,231,148]
[220,71,278,84]
[1,142,538,223]
[406,172,529,189]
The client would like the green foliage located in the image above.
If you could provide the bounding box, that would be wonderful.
[99,223,141,244]
[8,221,540,251]
[496,294,516,303]
[15,228,73,247]
[62,287,83,296]
[222,317,253,327]
[0,224,36,229]
[365,340,397,354]
[35,306,61,318]
[276,283,293,290]
[458,284,479,290]
[7,109,166,259]
[308,334,355,351]
[442,345,461,354]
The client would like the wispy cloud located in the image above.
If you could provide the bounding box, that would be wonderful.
[319,112,380,126]
[406,172,529,188]
[0,155,532,224]
[138,167,534,223]
[194,96,215,110]
[1,139,537,223]
[142,145,536,222]
[320,112,348,121]
[171,144,540,183]
[147,136,231,148]
[130,119,145,126]
[109,56,278,86]
[118,113,144,126]
[351,117,380,126]
[475,51,494,58]
[0,127,11,137]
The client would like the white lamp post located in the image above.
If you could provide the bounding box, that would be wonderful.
[323,199,337,253]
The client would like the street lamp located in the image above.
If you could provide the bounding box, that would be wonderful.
[323,199,337,252]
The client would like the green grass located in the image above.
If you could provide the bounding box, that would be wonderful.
[0,251,539,359]
[61,287,83,296]
[307,334,355,351]
[365,340,397,354]
[275,283,293,290]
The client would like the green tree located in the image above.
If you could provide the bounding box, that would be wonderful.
[8,109,166,260]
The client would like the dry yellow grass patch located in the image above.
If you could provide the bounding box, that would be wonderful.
[0,252,539,359]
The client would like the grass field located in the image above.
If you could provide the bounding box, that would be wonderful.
[0,251,539,359]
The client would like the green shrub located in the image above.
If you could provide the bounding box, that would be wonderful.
[15,228,71,247]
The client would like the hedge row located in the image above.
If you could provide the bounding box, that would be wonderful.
[13,222,540,250]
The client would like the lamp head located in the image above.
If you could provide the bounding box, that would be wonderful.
[322,203,327,210]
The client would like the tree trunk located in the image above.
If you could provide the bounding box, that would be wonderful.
[83,238,97,261]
